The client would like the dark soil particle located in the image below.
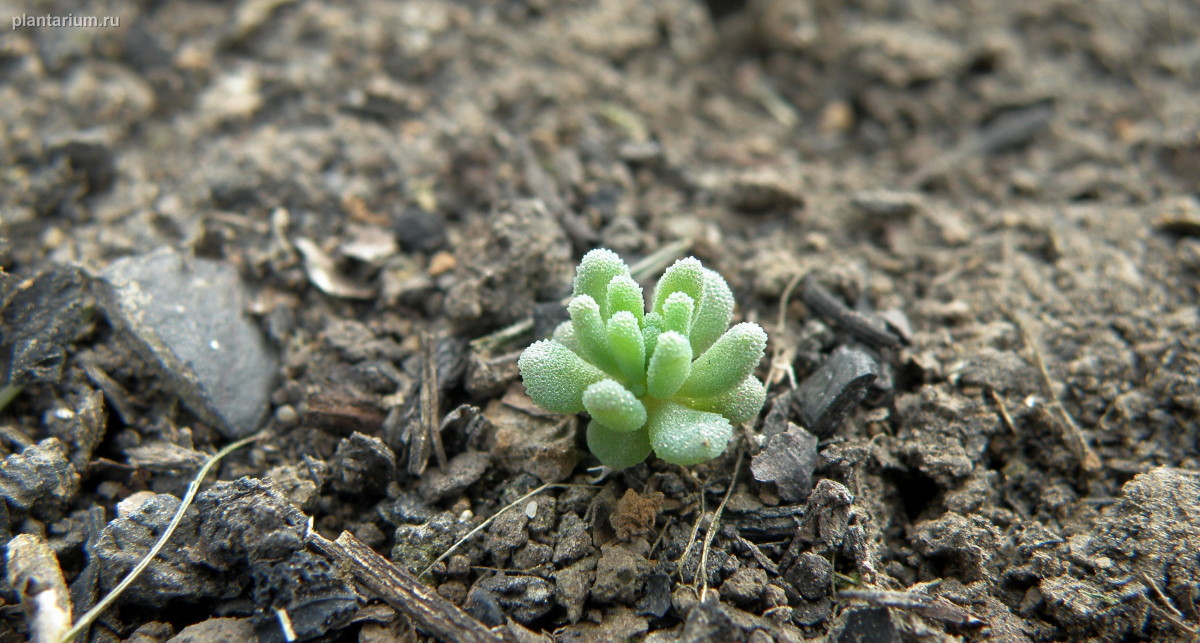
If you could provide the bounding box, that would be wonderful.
[3,0,1200,641]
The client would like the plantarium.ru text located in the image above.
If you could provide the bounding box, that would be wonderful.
[518,249,767,468]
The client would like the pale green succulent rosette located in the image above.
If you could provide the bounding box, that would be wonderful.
[518,249,768,468]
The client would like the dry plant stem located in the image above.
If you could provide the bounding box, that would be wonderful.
[989,389,1017,434]
[698,452,741,601]
[675,480,707,579]
[310,531,503,643]
[1013,315,1101,472]
[275,608,297,642]
[838,588,984,627]
[1136,571,1199,636]
[0,384,21,413]
[7,533,72,643]
[419,483,597,579]
[58,432,266,643]
[769,272,803,389]
[409,331,444,475]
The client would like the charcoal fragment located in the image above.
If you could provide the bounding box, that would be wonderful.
[802,276,902,349]
[473,574,554,624]
[330,432,397,497]
[249,550,357,641]
[636,573,672,618]
[792,346,878,437]
[193,477,309,565]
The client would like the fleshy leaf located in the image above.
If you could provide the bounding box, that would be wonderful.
[662,292,694,336]
[573,249,629,314]
[605,275,644,323]
[647,401,733,466]
[552,321,581,353]
[646,331,692,398]
[582,379,647,432]
[587,421,652,469]
[517,339,608,413]
[652,257,704,316]
[606,311,645,384]
[568,295,617,374]
[682,375,766,424]
[689,268,735,354]
[642,312,664,365]
[677,322,767,398]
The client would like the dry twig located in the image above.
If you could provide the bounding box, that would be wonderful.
[310,531,503,643]
[7,534,72,643]
[1013,315,1101,472]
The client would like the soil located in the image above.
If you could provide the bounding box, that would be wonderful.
[2,0,1199,642]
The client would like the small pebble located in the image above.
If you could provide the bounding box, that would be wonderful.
[274,404,299,426]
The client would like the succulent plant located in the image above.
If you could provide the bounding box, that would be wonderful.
[518,249,767,468]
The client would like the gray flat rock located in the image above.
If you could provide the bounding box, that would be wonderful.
[98,248,275,438]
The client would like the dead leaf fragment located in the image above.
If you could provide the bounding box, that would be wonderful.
[610,489,664,541]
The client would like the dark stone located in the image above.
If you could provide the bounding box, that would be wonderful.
[52,139,117,195]
[0,266,90,389]
[463,585,505,627]
[391,512,463,574]
[418,450,491,502]
[679,598,741,643]
[786,552,833,600]
[833,607,900,643]
[393,208,447,253]
[0,439,79,519]
[720,566,767,606]
[553,512,593,565]
[751,422,818,502]
[96,492,236,606]
[591,544,650,605]
[376,491,437,527]
[512,542,553,570]
[97,249,277,438]
[484,508,528,566]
